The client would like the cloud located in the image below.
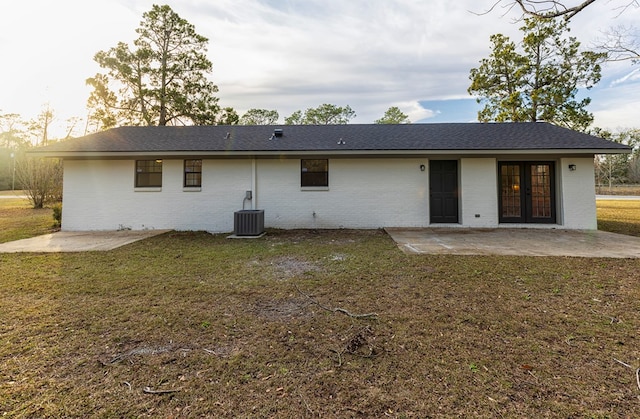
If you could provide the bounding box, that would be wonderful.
[390,101,439,123]
[610,68,640,86]
[590,79,640,129]
[0,0,638,133]
[185,0,522,122]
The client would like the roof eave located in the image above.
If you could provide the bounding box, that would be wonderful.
[27,148,630,159]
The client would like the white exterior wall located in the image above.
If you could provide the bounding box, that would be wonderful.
[459,158,499,227]
[558,157,597,229]
[62,157,429,231]
[62,159,251,231]
[257,158,429,229]
[60,155,598,231]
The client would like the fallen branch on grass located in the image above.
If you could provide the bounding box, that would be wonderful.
[614,358,633,369]
[294,284,378,319]
[612,358,640,392]
[329,348,343,367]
[328,326,378,366]
[298,391,314,415]
[333,307,378,319]
[590,308,620,324]
[108,345,172,364]
[143,386,181,395]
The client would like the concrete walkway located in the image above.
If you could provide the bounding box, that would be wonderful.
[0,194,28,199]
[596,195,640,200]
[386,228,640,258]
[0,230,170,253]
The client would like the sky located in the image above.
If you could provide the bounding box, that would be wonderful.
[0,0,639,138]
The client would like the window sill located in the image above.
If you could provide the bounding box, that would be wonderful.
[301,186,329,191]
[134,187,162,192]
[183,187,202,192]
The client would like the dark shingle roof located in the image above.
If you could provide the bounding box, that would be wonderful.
[32,122,630,156]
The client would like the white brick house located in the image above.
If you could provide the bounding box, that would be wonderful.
[32,123,629,232]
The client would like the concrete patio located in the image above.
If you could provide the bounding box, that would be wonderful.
[0,230,169,253]
[385,228,640,258]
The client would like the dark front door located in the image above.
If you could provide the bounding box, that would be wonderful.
[499,162,556,224]
[430,160,459,223]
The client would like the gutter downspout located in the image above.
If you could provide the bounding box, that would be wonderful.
[251,157,257,210]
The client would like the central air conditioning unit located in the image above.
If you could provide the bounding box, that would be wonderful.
[233,210,265,236]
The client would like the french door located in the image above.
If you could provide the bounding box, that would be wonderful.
[499,162,556,224]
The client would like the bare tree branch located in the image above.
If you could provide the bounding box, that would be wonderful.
[471,0,524,19]
[514,0,598,19]
[474,1,638,20]
[612,0,640,17]
[594,25,640,63]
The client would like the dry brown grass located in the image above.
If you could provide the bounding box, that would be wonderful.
[1,229,639,417]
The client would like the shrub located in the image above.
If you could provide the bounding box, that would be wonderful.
[52,203,62,228]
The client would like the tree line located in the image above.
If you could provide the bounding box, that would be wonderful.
[83,5,409,130]
[81,3,636,132]
[2,1,639,203]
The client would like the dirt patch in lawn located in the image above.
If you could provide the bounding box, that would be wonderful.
[252,297,312,321]
[267,255,322,279]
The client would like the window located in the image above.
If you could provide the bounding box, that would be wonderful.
[184,159,202,187]
[135,160,163,187]
[301,159,328,187]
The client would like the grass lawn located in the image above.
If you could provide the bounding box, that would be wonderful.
[1,199,639,417]
[597,200,640,237]
[0,192,56,243]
